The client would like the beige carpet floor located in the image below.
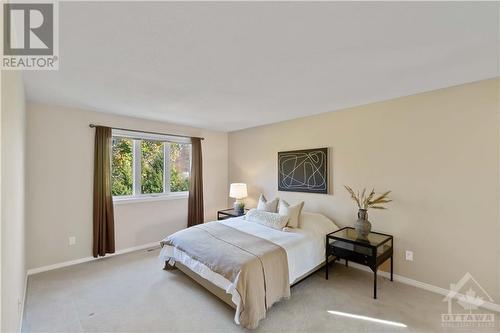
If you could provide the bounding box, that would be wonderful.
[22,248,498,333]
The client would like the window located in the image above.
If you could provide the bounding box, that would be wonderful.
[111,131,191,200]
[170,143,191,192]
[111,137,133,196]
[141,140,164,194]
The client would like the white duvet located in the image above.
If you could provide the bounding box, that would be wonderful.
[159,213,338,324]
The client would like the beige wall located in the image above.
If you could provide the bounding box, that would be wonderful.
[26,103,228,269]
[1,71,27,332]
[497,77,500,307]
[229,79,500,301]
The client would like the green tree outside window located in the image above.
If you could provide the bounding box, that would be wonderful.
[111,137,133,196]
[170,143,190,192]
[141,140,164,194]
[111,137,190,196]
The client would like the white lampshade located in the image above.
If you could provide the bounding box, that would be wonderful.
[229,183,248,199]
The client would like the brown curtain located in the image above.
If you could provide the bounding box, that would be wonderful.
[187,137,204,227]
[92,126,115,257]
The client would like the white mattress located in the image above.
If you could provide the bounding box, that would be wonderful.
[159,216,328,324]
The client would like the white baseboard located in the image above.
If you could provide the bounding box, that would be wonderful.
[345,260,500,313]
[26,242,160,276]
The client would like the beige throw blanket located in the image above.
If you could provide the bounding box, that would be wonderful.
[162,222,290,329]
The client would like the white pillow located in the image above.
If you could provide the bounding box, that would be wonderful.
[245,208,289,230]
[278,200,304,229]
[299,212,339,237]
[256,194,279,213]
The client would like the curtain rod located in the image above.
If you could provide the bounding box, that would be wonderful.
[89,124,204,140]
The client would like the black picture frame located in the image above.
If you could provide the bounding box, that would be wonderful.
[278,147,328,194]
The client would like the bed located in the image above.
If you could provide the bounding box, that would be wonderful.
[159,212,338,329]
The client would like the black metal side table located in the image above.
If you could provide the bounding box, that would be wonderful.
[217,208,248,220]
[325,227,393,299]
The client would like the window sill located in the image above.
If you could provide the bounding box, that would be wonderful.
[113,192,189,205]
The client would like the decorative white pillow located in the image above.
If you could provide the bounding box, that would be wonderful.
[245,208,289,230]
[256,194,279,213]
[300,212,339,236]
[279,200,304,229]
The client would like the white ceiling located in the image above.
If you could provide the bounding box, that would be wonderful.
[24,2,499,132]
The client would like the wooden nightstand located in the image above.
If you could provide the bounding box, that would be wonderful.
[325,227,393,299]
[217,208,249,220]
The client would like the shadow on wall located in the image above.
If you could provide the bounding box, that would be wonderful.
[245,185,263,208]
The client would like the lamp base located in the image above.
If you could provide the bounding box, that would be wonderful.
[233,199,245,215]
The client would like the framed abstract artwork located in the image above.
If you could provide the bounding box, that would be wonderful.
[278,147,328,194]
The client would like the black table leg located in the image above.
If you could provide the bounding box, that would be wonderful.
[373,269,377,299]
[345,259,348,267]
[390,255,393,282]
[325,254,329,280]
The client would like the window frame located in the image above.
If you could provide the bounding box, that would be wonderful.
[111,129,191,203]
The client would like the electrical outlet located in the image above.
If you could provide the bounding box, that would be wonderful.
[405,250,414,261]
[69,236,76,246]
